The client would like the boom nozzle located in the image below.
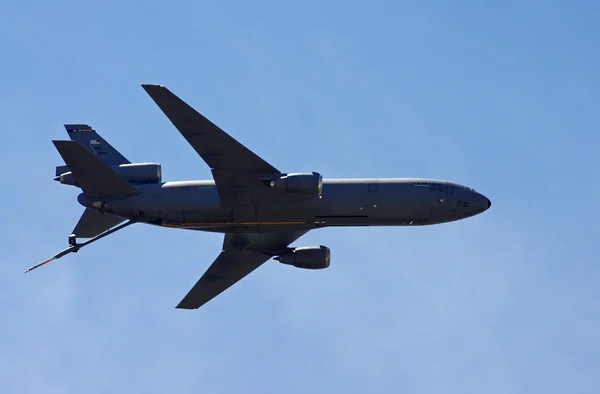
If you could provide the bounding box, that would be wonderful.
[25,220,136,274]
[24,245,79,273]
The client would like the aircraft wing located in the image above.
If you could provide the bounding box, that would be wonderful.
[176,229,309,309]
[141,84,281,206]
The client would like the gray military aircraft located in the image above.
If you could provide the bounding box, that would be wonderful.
[27,84,492,310]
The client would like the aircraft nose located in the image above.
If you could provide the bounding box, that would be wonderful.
[478,193,491,212]
[474,192,491,213]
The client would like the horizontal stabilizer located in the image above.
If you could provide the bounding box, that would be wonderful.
[73,208,126,238]
[52,140,139,198]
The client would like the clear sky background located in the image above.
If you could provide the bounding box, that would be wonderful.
[1,1,599,393]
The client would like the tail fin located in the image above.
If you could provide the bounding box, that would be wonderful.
[73,208,126,238]
[52,140,139,198]
[64,124,130,164]
[55,124,130,176]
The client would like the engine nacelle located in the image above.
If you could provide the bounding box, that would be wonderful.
[269,172,323,196]
[58,163,162,186]
[275,246,331,269]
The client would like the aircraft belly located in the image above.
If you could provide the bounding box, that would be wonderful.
[230,207,258,233]
[171,207,310,233]
[330,182,431,226]
[253,206,311,231]
[313,187,373,226]
[161,207,261,232]
[135,180,454,230]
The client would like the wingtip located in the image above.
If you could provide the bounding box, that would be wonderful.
[52,139,77,148]
[175,302,198,310]
[141,83,166,89]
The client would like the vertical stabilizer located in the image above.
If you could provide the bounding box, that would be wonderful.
[64,124,130,165]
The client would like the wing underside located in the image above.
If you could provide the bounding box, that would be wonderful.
[176,230,308,309]
[141,84,313,309]
[141,84,283,206]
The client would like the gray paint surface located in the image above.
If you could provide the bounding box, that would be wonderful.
[46,84,491,310]
[79,178,489,231]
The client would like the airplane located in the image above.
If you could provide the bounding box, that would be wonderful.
[26,84,492,310]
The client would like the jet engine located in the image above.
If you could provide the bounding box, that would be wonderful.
[57,163,162,186]
[275,246,330,269]
[269,172,323,196]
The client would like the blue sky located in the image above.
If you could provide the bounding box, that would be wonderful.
[1,1,599,393]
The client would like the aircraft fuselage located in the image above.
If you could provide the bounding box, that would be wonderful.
[77,178,491,233]
[37,84,493,309]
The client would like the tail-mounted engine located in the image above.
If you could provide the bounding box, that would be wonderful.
[269,172,323,196]
[275,246,331,269]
